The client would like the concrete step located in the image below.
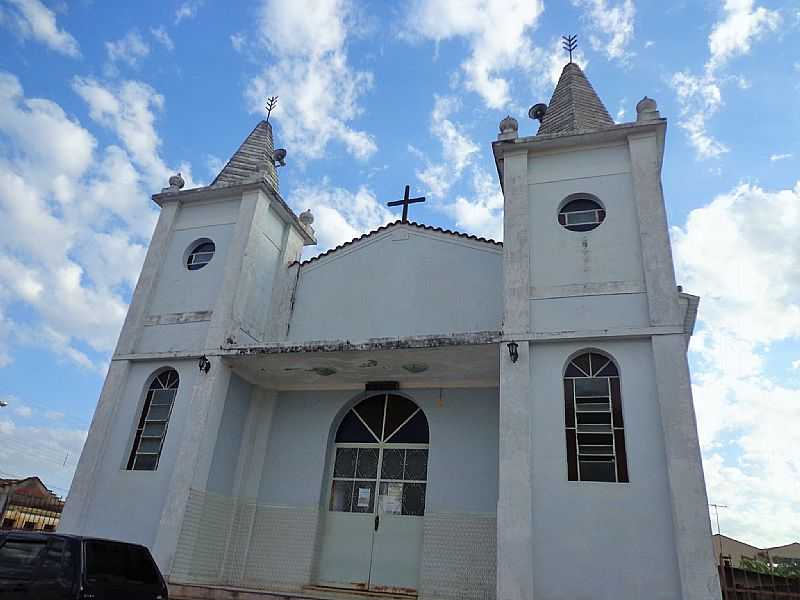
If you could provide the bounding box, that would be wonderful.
[169,583,416,600]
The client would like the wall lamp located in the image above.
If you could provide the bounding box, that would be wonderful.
[507,341,519,364]
[198,355,211,374]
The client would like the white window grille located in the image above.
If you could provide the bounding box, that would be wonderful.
[558,197,606,232]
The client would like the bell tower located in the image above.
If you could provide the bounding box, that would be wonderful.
[493,61,721,600]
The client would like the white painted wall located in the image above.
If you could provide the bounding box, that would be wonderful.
[72,359,197,549]
[289,227,503,342]
[527,144,648,333]
[528,339,681,599]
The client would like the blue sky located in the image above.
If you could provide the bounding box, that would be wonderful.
[0,0,798,547]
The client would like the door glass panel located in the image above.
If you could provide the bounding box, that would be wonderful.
[383,396,419,441]
[330,480,354,512]
[380,449,404,480]
[133,454,158,470]
[355,448,379,479]
[579,459,616,482]
[402,483,426,516]
[387,410,429,443]
[335,412,376,443]
[353,396,385,440]
[404,450,428,480]
[138,437,162,453]
[350,481,375,513]
[334,448,357,478]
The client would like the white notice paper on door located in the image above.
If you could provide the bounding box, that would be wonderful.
[381,483,403,514]
[357,487,371,508]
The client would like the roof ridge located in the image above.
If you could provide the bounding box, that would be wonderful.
[294,220,502,266]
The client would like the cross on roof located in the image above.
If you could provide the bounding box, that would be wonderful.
[386,185,425,223]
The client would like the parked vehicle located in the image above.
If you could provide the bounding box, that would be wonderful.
[0,531,168,599]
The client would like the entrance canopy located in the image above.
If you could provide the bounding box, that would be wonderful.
[224,333,500,390]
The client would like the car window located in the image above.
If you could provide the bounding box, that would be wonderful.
[35,538,66,580]
[0,539,46,579]
[85,540,127,583]
[85,540,160,585]
[127,545,160,584]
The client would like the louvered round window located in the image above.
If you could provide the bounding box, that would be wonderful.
[558,195,606,232]
[186,239,215,270]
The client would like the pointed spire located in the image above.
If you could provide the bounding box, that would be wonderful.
[211,120,278,190]
[537,62,614,136]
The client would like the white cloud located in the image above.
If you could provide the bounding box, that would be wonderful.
[670,71,728,159]
[670,0,779,159]
[230,32,246,52]
[45,410,64,421]
[572,0,635,62]
[0,72,192,370]
[3,0,80,57]
[289,179,393,253]
[616,98,627,122]
[673,181,800,546]
[175,0,203,24]
[415,95,479,199]
[72,77,195,192]
[404,0,544,109]
[245,0,376,161]
[12,403,32,418]
[105,30,150,69]
[0,414,86,496]
[769,153,792,162]
[792,359,800,370]
[644,40,655,48]
[446,169,503,241]
[707,0,780,73]
[150,26,174,51]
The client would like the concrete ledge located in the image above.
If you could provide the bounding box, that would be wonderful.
[169,583,416,600]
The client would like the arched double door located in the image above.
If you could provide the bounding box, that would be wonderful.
[317,393,429,594]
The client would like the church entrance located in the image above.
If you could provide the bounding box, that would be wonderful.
[316,393,429,595]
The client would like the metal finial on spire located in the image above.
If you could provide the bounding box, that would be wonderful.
[265,96,278,124]
[562,34,577,63]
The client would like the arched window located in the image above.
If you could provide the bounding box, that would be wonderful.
[127,369,179,471]
[329,394,429,515]
[563,351,628,483]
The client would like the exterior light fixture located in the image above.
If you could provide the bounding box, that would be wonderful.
[198,355,211,374]
[0,399,7,407]
[507,341,519,364]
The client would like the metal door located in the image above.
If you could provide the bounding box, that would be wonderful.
[316,394,429,594]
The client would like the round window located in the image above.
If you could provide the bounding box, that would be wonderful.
[558,196,606,232]
[186,240,215,270]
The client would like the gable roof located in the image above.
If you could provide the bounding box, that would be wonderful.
[537,62,614,136]
[210,120,278,190]
[297,220,502,266]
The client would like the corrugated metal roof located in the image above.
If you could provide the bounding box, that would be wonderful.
[537,62,614,135]
[296,220,502,266]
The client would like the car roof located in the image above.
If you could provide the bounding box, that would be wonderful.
[0,531,150,549]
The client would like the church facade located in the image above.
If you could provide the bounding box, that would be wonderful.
[60,63,721,600]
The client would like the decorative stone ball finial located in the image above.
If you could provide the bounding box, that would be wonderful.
[499,115,518,135]
[164,172,184,193]
[636,96,660,122]
[299,209,314,226]
[498,115,519,140]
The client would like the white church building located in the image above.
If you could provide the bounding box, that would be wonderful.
[61,62,722,600]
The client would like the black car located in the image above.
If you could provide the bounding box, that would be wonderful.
[0,531,168,599]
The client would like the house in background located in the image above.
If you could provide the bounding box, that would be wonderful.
[0,476,64,531]
[713,534,800,568]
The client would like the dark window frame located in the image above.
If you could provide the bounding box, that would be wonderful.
[558,194,606,232]
[126,368,179,471]
[564,351,629,483]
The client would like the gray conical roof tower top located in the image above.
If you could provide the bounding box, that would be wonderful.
[537,62,614,135]
[211,120,278,191]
